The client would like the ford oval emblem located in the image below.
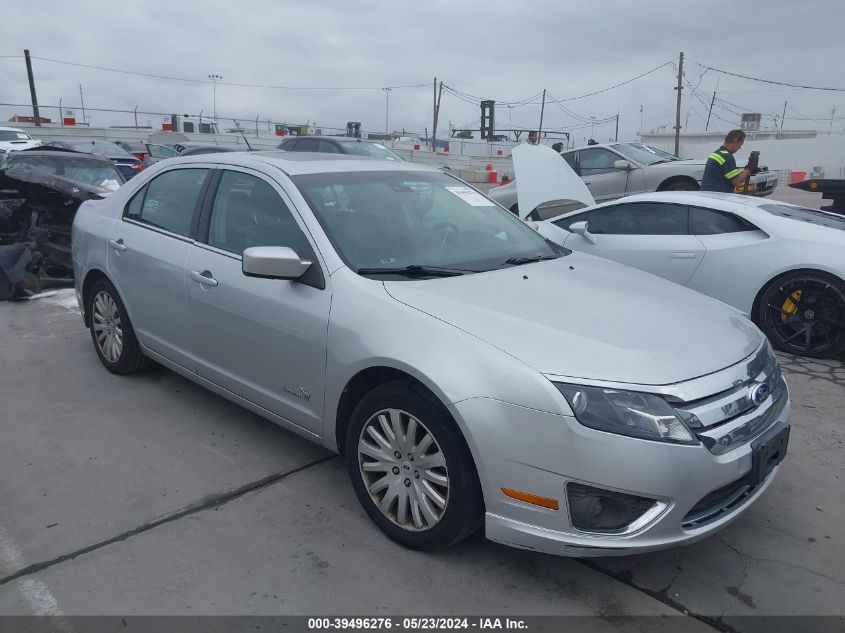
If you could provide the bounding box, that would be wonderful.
[750,382,771,406]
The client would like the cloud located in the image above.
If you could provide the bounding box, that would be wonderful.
[1,0,843,140]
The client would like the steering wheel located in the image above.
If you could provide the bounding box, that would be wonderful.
[429,221,460,246]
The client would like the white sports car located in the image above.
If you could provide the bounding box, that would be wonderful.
[510,145,845,359]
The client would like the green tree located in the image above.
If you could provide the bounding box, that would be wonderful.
[455,130,473,139]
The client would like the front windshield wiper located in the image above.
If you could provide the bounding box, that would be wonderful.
[504,255,559,266]
[355,264,477,277]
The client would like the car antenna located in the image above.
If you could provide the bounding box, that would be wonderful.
[232,120,253,151]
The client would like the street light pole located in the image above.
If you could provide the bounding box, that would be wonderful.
[382,87,392,137]
[208,74,222,120]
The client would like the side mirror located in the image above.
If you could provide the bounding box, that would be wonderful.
[242,246,312,280]
[569,221,597,245]
[613,160,632,170]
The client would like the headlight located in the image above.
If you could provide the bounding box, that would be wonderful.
[555,383,697,445]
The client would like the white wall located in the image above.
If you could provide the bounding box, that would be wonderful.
[644,133,845,179]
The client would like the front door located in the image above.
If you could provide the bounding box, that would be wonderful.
[576,147,631,202]
[186,167,331,435]
[565,201,706,285]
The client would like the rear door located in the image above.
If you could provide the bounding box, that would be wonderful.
[107,166,212,369]
[185,167,331,434]
[565,201,706,285]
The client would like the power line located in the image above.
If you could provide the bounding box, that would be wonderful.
[28,56,429,90]
[693,61,845,92]
[548,60,675,102]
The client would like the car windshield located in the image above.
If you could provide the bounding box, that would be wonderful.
[612,143,679,165]
[68,141,135,159]
[760,203,845,232]
[0,130,33,141]
[3,154,124,190]
[337,141,402,161]
[292,171,563,276]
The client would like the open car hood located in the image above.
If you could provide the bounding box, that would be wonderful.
[511,144,595,220]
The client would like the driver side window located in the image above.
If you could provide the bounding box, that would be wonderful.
[587,202,689,235]
[207,171,309,256]
[577,148,619,176]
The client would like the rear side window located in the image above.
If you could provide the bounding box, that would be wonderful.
[279,138,298,150]
[318,141,342,154]
[692,207,757,234]
[562,152,578,173]
[124,168,209,237]
[296,138,319,152]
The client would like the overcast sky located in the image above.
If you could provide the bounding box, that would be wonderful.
[2,0,844,143]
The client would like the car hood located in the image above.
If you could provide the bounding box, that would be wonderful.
[512,144,595,219]
[384,254,762,385]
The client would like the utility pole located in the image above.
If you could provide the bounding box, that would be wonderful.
[431,77,437,151]
[779,101,787,139]
[615,112,619,142]
[705,77,719,132]
[830,105,837,135]
[639,105,643,137]
[79,84,87,125]
[208,74,222,120]
[431,80,443,152]
[382,87,391,137]
[23,50,41,126]
[706,91,716,131]
[538,89,546,139]
[673,51,684,156]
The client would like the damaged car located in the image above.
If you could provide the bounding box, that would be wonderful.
[0,149,123,300]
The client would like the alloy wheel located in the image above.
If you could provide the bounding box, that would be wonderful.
[92,290,124,363]
[763,276,845,356]
[357,408,450,531]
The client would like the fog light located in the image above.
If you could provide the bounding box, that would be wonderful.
[567,482,659,533]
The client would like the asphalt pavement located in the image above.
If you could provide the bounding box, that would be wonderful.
[0,185,842,633]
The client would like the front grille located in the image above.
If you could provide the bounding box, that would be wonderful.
[682,479,756,529]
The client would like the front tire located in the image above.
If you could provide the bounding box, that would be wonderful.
[346,379,483,550]
[87,278,151,374]
[756,271,845,358]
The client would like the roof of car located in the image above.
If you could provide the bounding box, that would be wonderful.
[156,150,435,176]
[14,147,112,161]
[284,136,381,143]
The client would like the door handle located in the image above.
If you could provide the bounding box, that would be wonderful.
[669,252,698,259]
[190,270,218,286]
[109,238,127,252]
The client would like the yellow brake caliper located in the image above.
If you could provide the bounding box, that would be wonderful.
[781,290,802,321]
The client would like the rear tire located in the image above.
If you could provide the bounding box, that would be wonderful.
[87,278,152,374]
[662,179,698,192]
[755,271,845,358]
[345,378,483,551]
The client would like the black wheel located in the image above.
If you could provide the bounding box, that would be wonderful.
[663,180,698,192]
[756,271,845,358]
[345,378,483,551]
[87,278,152,374]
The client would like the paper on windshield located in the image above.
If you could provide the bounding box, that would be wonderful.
[445,186,495,206]
[100,179,121,191]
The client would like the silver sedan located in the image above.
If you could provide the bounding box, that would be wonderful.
[489,142,777,218]
[71,151,790,556]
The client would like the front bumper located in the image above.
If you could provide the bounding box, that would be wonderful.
[450,392,790,558]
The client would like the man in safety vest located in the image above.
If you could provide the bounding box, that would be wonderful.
[700,129,753,193]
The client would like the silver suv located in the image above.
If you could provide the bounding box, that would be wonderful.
[71,151,790,557]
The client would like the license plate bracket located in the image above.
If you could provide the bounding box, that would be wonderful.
[747,423,790,486]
